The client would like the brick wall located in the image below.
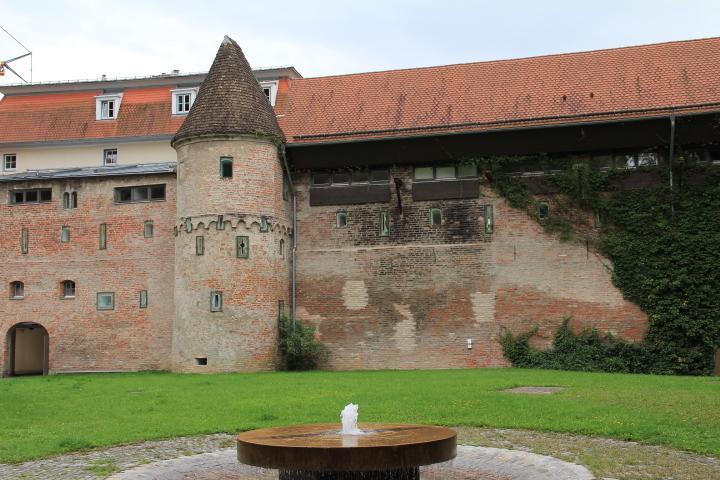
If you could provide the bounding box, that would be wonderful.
[0,173,176,375]
[295,166,648,370]
[172,136,292,372]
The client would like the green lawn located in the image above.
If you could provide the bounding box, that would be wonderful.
[0,369,718,463]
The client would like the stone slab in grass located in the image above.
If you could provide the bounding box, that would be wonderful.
[503,386,565,394]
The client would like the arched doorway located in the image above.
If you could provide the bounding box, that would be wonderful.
[7,323,48,376]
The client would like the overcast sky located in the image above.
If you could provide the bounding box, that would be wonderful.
[1,0,719,85]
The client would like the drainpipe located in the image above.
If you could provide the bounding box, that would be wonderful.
[669,115,676,217]
[279,145,297,328]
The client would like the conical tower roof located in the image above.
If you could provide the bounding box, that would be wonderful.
[172,36,284,146]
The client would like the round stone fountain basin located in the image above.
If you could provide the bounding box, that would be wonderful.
[237,423,456,473]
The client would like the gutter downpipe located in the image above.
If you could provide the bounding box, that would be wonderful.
[669,115,676,217]
[279,144,297,329]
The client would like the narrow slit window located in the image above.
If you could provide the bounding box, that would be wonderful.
[430,208,442,226]
[220,157,233,178]
[99,223,107,250]
[196,236,205,256]
[336,211,347,228]
[279,239,285,258]
[97,292,115,310]
[379,211,390,237]
[63,192,70,209]
[61,226,71,243]
[71,192,78,208]
[260,216,269,232]
[10,281,24,299]
[538,202,550,219]
[278,300,285,320]
[21,227,28,254]
[210,291,223,312]
[144,220,154,238]
[140,290,148,308]
[216,215,225,230]
[236,236,250,258]
[62,280,76,298]
[484,205,494,234]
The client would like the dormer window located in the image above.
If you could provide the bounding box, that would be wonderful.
[96,93,123,120]
[171,88,198,115]
[259,81,278,106]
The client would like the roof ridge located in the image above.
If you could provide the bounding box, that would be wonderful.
[297,36,720,81]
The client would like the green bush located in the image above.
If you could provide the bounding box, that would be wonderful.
[278,314,328,371]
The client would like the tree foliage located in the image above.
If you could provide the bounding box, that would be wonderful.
[278,314,328,371]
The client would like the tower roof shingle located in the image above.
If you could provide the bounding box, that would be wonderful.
[171,36,284,146]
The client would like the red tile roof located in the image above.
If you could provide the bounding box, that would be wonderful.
[1,37,720,147]
[275,37,720,143]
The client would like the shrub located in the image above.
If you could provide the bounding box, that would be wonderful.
[278,314,328,371]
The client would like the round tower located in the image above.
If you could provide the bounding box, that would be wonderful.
[170,36,291,372]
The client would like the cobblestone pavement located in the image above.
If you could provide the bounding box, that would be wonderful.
[108,445,593,480]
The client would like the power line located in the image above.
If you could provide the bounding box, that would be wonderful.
[0,24,32,53]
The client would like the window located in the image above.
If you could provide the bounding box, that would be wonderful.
[103,148,118,166]
[259,81,278,106]
[336,211,348,228]
[3,153,16,171]
[196,236,204,256]
[379,211,390,237]
[484,205,494,234]
[140,290,148,308]
[430,208,442,226]
[279,239,285,258]
[10,281,24,299]
[278,300,285,320]
[114,184,166,203]
[220,157,233,178]
[96,94,122,120]
[312,168,390,187]
[211,291,223,312]
[260,216,269,232]
[99,223,107,250]
[97,292,115,310]
[21,227,28,254]
[62,280,76,298]
[195,357,208,366]
[144,220,154,238]
[216,215,225,230]
[9,189,52,205]
[625,152,659,168]
[61,226,70,243]
[283,177,291,201]
[236,236,250,258]
[171,88,198,115]
[63,192,70,209]
[414,164,478,181]
[538,202,549,219]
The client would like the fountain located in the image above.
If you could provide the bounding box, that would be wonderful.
[237,404,457,480]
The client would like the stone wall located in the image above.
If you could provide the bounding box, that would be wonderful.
[0,173,176,375]
[294,166,648,370]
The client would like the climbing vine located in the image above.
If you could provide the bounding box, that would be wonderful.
[480,154,720,375]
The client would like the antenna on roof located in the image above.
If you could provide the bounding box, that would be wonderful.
[0,24,32,83]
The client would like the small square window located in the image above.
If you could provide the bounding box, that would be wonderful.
[332,171,350,185]
[379,211,390,237]
[435,165,456,179]
[457,164,478,178]
[61,226,71,243]
[63,280,76,298]
[414,167,434,180]
[10,281,24,299]
[236,236,250,258]
[103,148,118,166]
[484,205,494,234]
[196,236,204,256]
[150,185,166,200]
[176,93,191,113]
[144,221,154,238]
[195,357,208,366]
[312,172,331,186]
[97,292,115,310]
[4,154,17,171]
[538,202,550,219]
[370,169,390,183]
[430,208,442,226]
[100,99,116,119]
[210,291,223,312]
[220,157,233,178]
[116,188,132,202]
[26,190,38,202]
[336,211,348,228]
[132,187,150,202]
[140,290,148,308]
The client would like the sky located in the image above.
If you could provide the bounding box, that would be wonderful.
[1,0,719,85]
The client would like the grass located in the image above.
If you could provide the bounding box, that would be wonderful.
[0,368,718,463]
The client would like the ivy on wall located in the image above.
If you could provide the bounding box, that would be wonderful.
[478,155,720,375]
